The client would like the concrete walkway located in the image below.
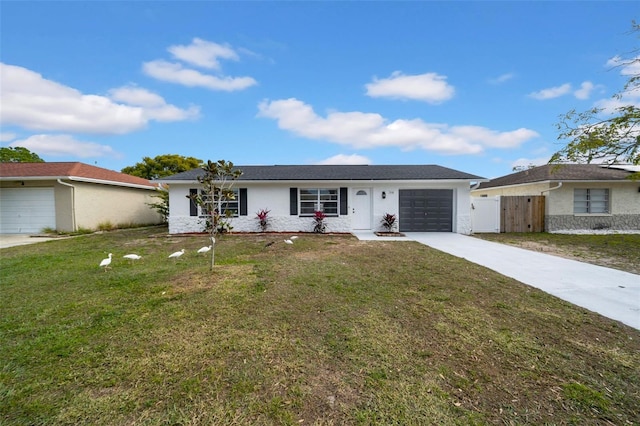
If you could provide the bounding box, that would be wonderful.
[352,231,640,331]
[0,234,61,249]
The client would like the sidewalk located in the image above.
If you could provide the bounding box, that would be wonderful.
[353,231,640,331]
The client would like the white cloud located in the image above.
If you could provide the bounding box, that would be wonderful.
[316,154,371,165]
[0,63,198,134]
[143,60,257,91]
[143,38,258,91]
[365,71,455,103]
[108,86,200,121]
[488,73,515,85]
[168,38,238,70]
[257,98,538,155]
[10,134,121,158]
[606,55,640,76]
[1,132,16,142]
[573,81,595,100]
[528,83,572,100]
[109,86,166,107]
[594,90,640,113]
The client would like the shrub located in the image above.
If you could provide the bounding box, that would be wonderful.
[380,213,397,232]
[256,208,270,232]
[313,211,327,233]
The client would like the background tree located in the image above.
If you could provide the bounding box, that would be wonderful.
[551,22,639,179]
[0,146,44,163]
[123,154,203,224]
[121,154,203,180]
[188,160,243,271]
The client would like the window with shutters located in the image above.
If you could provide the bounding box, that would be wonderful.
[299,188,339,216]
[200,189,240,217]
[573,188,609,214]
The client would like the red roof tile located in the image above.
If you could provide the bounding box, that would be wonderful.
[0,162,155,188]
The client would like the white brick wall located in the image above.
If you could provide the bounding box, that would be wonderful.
[169,214,352,234]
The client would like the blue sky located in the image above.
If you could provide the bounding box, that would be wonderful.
[1,1,638,179]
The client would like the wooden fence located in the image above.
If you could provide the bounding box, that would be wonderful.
[500,196,545,233]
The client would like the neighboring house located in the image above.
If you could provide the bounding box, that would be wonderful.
[0,162,163,233]
[471,164,640,232]
[158,164,485,235]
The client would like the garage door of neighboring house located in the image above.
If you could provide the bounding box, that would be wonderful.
[399,189,453,232]
[0,188,56,233]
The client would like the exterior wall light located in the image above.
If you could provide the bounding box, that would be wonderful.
[382,191,386,199]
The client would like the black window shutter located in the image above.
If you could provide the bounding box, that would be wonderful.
[189,188,198,216]
[290,188,298,215]
[239,188,247,216]
[340,187,348,215]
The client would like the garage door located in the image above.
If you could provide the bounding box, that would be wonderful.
[0,188,56,233]
[399,189,453,232]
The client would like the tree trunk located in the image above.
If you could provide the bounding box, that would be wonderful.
[209,235,216,271]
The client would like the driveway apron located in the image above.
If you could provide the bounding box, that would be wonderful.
[352,231,640,331]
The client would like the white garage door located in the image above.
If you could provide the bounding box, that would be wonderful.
[0,188,56,233]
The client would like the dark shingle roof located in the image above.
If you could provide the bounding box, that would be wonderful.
[0,162,156,188]
[157,164,485,182]
[475,164,634,190]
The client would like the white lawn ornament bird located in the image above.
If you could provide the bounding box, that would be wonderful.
[123,254,142,262]
[169,249,185,259]
[197,245,212,254]
[284,239,294,245]
[99,253,113,271]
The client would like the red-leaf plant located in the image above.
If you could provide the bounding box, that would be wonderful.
[256,208,270,232]
[313,210,327,233]
[380,213,397,233]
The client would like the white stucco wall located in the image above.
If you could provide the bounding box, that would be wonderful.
[73,182,163,230]
[545,182,639,215]
[168,181,473,235]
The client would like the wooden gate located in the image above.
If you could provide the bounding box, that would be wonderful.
[500,196,545,233]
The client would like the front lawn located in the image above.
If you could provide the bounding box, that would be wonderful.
[1,227,639,425]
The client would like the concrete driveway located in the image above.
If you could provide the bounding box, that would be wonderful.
[353,231,640,331]
[0,234,61,249]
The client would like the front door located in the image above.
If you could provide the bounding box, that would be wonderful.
[352,188,372,230]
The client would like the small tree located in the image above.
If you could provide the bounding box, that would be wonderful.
[146,184,169,222]
[551,21,639,179]
[188,160,243,271]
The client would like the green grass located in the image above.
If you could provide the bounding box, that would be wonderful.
[1,227,639,425]
[473,232,640,275]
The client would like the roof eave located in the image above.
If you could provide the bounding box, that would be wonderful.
[0,175,156,189]
[474,178,634,190]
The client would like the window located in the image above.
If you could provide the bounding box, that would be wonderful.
[200,189,239,217]
[574,188,609,214]
[299,188,338,216]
